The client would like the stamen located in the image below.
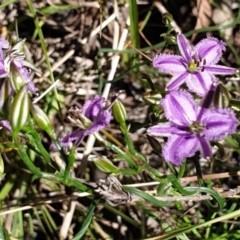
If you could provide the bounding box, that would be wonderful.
[198,54,202,62]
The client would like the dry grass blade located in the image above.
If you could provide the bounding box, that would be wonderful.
[191,0,212,41]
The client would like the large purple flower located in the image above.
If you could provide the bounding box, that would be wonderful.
[147,90,238,165]
[153,34,237,96]
[59,95,112,148]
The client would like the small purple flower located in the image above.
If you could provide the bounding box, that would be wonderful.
[147,90,238,165]
[59,95,112,148]
[0,38,37,93]
[153,34,237,96]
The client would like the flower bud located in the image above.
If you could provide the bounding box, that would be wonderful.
[142,91,162,105]
[213,83,230,108]
[161,33,177,45]
[200,84,216,109]
[31,104,53,137]
[9,86,30,134]
[9,62,26,92]
[94,158,120,174]
[12,39,25,52]
[147,135,162,153]
[112,99,127,125]
[162,13,173,25]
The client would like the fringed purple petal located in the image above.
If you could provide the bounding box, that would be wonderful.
[152,54,186,74]
[82,95,111,131]
[27,81,38,93]
[199,84,216,110]
[204,65,237,75]
[82,95,105,121]
[84,110,111,136]
[59,129,84,148]
[162,135,199,165]
[197,136,212,158]
[19,66,30,81]
[161,90,197,126]
[98,109,112,125]
[74,132,85,147]
[194,37,226,65]
[147,122,189,137]
[166,71,190,91]
[201,108,238,140]
[177,34,192,62]
[185,72,215,96]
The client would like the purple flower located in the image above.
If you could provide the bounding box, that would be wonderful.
[59,95,112,148]
[147,90,238,165]
[0,38,37,93]
[153,34,237,96]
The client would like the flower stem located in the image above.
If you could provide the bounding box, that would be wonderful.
[95,132,137,168]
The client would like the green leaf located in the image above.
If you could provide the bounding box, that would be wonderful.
[119,168,139,175]
[64,147,76,179]
[123,187,170,207]
[145,209,240,240]
[185,186,225,211]
[0,0,17,10]
[72,198,99,240]
[94,159,120,174]
[38,4,76,15]
[225,136,240,154]
[0,225,10,240]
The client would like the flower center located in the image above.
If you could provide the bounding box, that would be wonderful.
[189,121,205,135]
[187,53,206,73]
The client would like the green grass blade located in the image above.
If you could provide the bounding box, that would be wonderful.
[72,198,99,240]
[0,0,17,9]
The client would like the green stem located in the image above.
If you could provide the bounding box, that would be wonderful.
[27,0,62,119]
[18,144,90,192]
[72,198,100,240]
[193,158,205,187]
[128,0,139,49]
[178,160,186,179]
[102,202,140,228]
[63,147,75,180]
[193,158,224,211]
[0,171,18,200]
[121,125,147,164]
[18,144,43,177]
[25,121,51,164]
[128,0,139,71]
[95,133,137,168]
